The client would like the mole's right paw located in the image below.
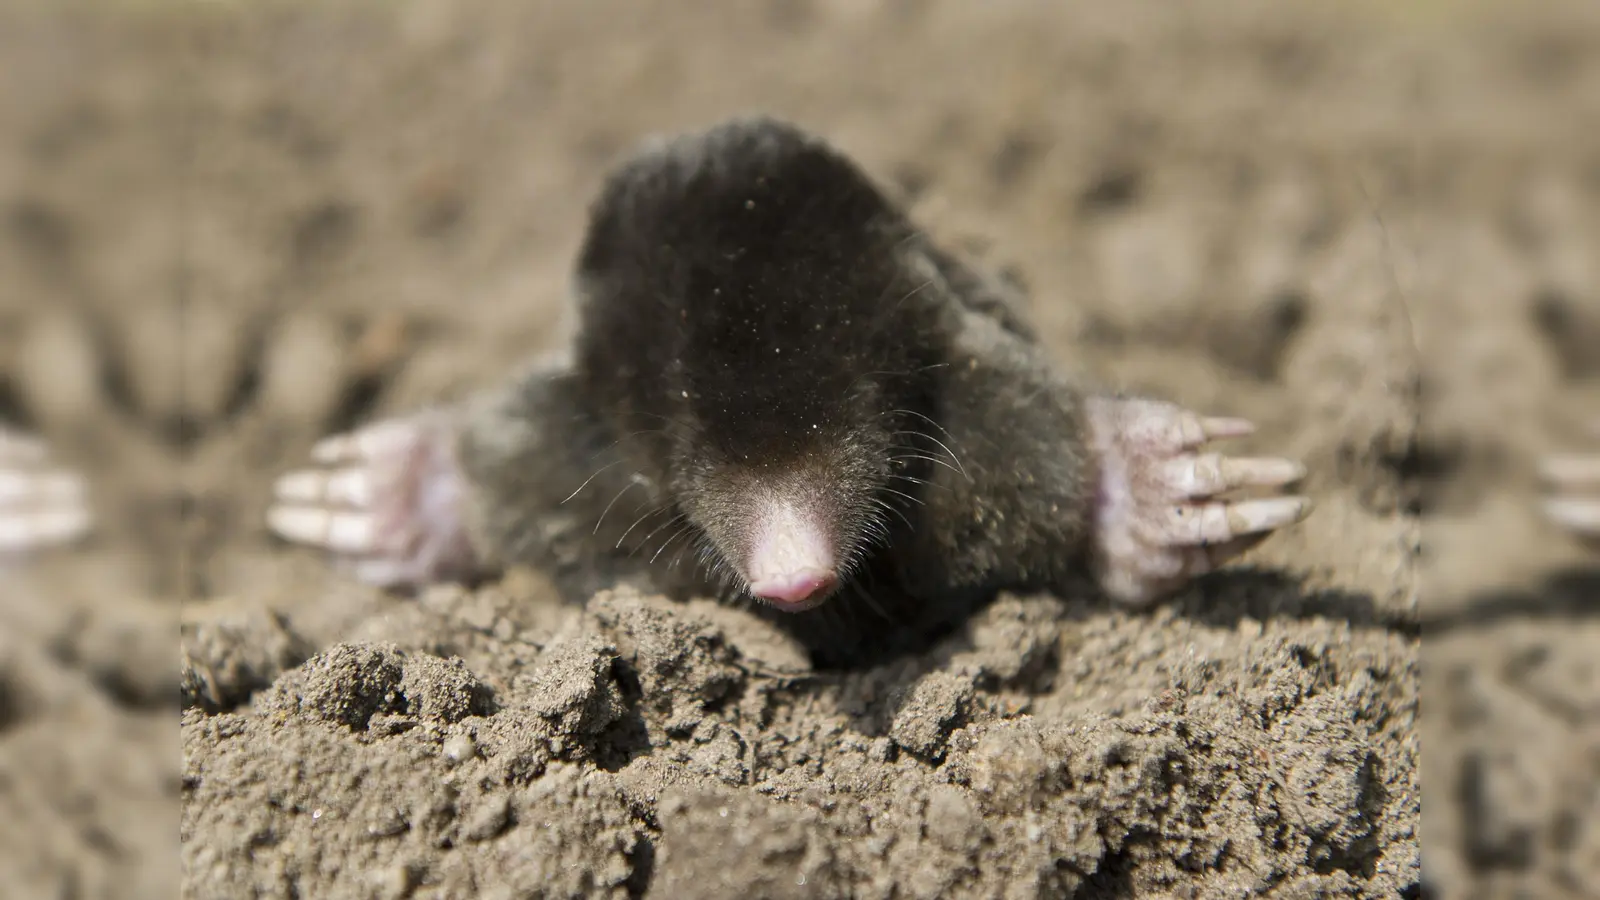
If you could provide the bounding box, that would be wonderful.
[1540,422,1600,551]
[0,426,91,563]
[267,413,478,589]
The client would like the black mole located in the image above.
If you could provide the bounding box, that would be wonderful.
[268,116,1312,667]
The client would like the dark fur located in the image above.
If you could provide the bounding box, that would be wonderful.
[456,117,1097,667]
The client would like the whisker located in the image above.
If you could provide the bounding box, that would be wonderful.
[692,534,725,584]
[615,502,673,550]
[839,536,878,583]
[666,537,695,571]
[887,448,965,479]
[890,424,970,482]
[582,438,625,464]
[862,497,911,583]
[880,486,925,508]
[870,495,914,531]
[858,517,890,547]
[637,511,687,554]
[593,475,645,535]
[887,407,956,442]
[651,521,694,564]
[632,411,709,442]
[885,277,935,318]
[697,537,745,598]
[562,458,624,504]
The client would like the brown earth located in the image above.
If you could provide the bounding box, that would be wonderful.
[0,0,1593,897]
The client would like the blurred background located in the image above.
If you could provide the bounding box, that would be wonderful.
[0,0,1593,897]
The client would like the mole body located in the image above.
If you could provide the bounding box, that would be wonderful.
[269,117,1315,666]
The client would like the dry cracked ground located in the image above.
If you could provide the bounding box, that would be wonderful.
[0,0,1594,898]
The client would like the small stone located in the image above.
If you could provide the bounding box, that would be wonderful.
[365,807,409,839]
[442,732,478,763]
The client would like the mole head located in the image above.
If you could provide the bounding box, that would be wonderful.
[590,116,932,610]
[668,373,900,613]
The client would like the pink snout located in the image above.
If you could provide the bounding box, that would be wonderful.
[749,568,838,611]
[745,497,839,612]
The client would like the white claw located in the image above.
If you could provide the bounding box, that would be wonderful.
[1168,412,1254,451]
[1543,497,1600,537]
[310,420,427,465]
[1159,496,1312,545]
[0,426,92,559]
[0,507,92,552]
[1539,455,1600,488]
[1224,495,1313,537]
[41,506,91,543]
[1200,416,1257,441]
[272,468,375,508]
[266,506,377,554]
[0,470,85,505]
[1163,454,1306,497]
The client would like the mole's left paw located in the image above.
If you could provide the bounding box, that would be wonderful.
[1540,423,1600,550]
[0,426,91,562]
[1086,396,1312,604]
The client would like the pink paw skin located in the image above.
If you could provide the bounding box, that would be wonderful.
[1085,396,1312,605]
[1540,419,1600,551]
[266,411,478,589]
[0,425,91,565]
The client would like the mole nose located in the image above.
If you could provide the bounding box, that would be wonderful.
[749,568,838,612]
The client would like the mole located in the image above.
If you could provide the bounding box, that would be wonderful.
[0,425,91,567]
[267,116,1315,666]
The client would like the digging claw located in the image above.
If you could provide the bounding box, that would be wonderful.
[1160,454,1306,497]
[1152,495,1313,545]
[1197,416,1257,442]
[265,503,378,555]
[0,426,91,561]
[1087,397,1311,605]
[1540,420,1600,548]
[1543,497,1600,537]
[1539,455,1600,487]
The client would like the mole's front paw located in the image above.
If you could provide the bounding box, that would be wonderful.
[1540,422,1600,551]
[1086,397,1312,604]
[267,413,478,589]
[0,427,90,563]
